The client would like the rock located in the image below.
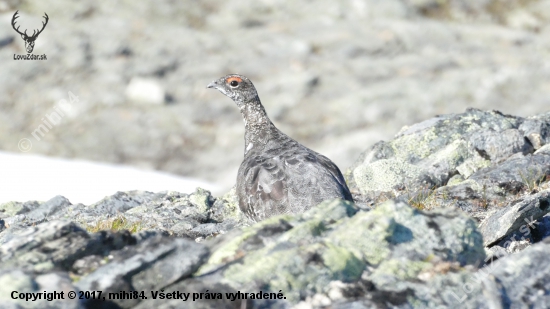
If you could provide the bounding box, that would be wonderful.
[349,109,550,249]
[0,220,136,274]
[76,235,209,309]
[197,198,484,305]
[133,278,250,309]
[478,190,550,246]
[209,187,249,226]
[469,128,533,163]
[439,151,550,218]
[519,117,550,150]
[23,196,72,223]
[88,191,157,215]
[348,109,518,195]
[0,188,245,245]
[0,200,40,219]
[0,269,81,309]
[477,238,550,308]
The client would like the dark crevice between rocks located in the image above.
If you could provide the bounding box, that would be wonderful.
[475,148,491,161]
[193,255,247,279]
[498,181,525,195]
[538,198,550,212]
[442,169,460,187]
[370,288,413,308]
[305,251,324,267]
[340,279,375,299]
[522,136,535,155]
[241,221,294,252]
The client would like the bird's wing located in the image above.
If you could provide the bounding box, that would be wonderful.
[237,148,352,221]
[313,152,353,201]
[238,154,288,221]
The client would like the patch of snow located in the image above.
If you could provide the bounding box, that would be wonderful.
[0,151,218,205]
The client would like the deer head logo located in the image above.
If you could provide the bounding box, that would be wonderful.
[11,11,49,54]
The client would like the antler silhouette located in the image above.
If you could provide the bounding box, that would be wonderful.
[33,12,49,38]
[11,10,25,36]
[11,11,49,39]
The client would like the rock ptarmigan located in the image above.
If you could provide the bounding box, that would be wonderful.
[207,74,353,222]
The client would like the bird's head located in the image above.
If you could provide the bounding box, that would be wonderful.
[207,74,259,107]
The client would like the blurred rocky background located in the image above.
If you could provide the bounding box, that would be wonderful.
[1,0,550,197]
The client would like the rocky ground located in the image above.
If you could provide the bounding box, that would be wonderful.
[1,0,550,192]
[2,108,550,308]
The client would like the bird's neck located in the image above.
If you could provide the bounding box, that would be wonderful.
[240,100,277,154]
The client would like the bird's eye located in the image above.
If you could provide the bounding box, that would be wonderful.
[230,80,239,87]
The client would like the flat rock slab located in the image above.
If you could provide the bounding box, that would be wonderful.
[76,235,209,309]
[479,190,550,246]
[0,220,136,274]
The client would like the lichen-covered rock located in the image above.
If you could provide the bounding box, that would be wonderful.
[348,109,548,197]
[0,196,72,244]
[0,220,135,274]
[0,188,244,245]
[439,151,550,205]
[476,237,550,308]
[197,199,484,305]
[209,187,249,226]
[76,236,209,309]
[349,109,550,255]
[478,190,550,246]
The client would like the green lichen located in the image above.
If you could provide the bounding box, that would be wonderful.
[189,188,212,213]
[329,209,395,265]
[321,242,365,282]
[203,198,357,274]
[199,200,364,301]
[301,199,357,224]
[456,153,491,179]
[353,158,422,193]
[82,215,144,233]
[428,139,469,168]
[446,175,465,186]
[200,195,486,304]
[391,126,438,160]
[279,219,324,242]
[32,261,55,273]
[222,241,364,302]
[0,202,25,217]
[197,214,294,274]
[217,188,246,222]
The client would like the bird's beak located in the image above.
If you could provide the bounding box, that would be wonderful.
[206,80,218,89]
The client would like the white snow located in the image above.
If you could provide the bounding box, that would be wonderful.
[0,151,218,205]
